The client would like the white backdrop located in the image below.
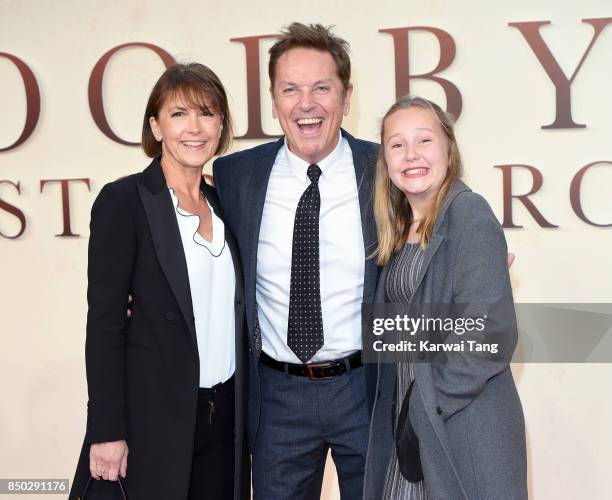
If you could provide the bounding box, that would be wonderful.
[1,1,611,498]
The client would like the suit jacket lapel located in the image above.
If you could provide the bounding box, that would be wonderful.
[343,129,379,303]
[243,138,284,328]
[202,181,246,377]
[137,158,197,349]
[202,181,244,305]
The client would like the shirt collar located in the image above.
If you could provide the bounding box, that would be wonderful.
[283,132,345,184]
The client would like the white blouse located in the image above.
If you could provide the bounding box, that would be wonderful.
[169,188,235,388]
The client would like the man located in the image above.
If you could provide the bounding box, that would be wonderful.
[213,23,379,499]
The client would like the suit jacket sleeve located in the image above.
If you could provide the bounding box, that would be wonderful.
[432,193,517,420]
[84,182,136,444]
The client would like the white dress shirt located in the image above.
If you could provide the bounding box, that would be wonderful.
[170,188,236,387]
[256,135,365,363]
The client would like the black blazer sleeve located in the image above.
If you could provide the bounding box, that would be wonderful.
[84,181,137,444]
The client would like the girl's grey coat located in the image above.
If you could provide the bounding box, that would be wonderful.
[363,180,527,500]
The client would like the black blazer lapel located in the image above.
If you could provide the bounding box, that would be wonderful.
[137,159,198,350]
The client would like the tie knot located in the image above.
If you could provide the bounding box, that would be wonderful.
[307,164,322,184]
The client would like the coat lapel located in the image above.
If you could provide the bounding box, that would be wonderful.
[137,158,197,349]
[409,233,444,300]
[408,180,472,301]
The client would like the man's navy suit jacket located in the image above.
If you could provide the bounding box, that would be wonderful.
[213,129,380,445]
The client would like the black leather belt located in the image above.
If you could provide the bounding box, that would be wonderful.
[260,351,362,380]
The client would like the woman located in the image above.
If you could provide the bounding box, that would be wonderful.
[70,63,249,500]
[363,96,527,499]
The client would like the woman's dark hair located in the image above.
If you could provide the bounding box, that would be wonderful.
[142,63,232,157]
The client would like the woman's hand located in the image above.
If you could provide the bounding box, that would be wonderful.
[89,440,128,481]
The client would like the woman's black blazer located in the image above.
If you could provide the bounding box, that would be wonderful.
[70,158,249,500]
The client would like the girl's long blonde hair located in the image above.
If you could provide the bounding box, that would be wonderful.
[374,95,463,265]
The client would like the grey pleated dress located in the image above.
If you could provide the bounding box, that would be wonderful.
[382,242,428,500]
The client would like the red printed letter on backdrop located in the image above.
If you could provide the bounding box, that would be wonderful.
[0,181,26,238]
[0,53,40,152]
[230,34,281,139]
[40,178,91,237]
[570,161,612,227]
[509,18,612,129]
[379,27,462,120]
[88,43,175,145]
[494,164,558,229]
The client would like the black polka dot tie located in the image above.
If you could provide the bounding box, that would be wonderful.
[287,164,324,363]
